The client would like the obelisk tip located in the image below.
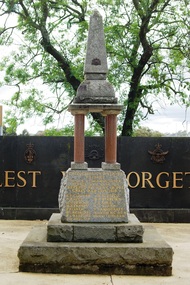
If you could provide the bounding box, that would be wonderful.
[93,9,101,16]
[84,10,108,77]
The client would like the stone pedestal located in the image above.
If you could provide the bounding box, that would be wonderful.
[58,168,129,223]
[18,168,173,276]
[18,224,173,276]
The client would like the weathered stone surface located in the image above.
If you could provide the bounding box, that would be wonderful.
[68,103,123,115]
[58,168,129,223]
[74,224,116,242]
[18,225,173,275]
[47,213,143,243]
[75,80,117,104]
[117,225,143,242]
[84,10,108,76]
[101,162,121,170]
[47,223,73,242]
[116,214,144,243]
[70,162,88,170]
[73,10,118,104]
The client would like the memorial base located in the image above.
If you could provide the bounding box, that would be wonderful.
[59,168,129,223]
[18,222,173,276]
[47,213,144,243]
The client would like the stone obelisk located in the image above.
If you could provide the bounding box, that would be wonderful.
[74,9,116,104]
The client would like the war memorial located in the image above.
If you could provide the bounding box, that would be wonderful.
[14,11,173,276]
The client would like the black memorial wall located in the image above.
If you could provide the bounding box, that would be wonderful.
[0,136,190,222]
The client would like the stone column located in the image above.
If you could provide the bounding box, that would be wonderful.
[105,114,117,164]
[74,114,85,163]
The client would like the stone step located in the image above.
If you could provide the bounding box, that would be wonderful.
[47,213,144,243]
[18,223,173,276]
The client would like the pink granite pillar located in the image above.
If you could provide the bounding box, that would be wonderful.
[74,114,85,163]
[105,114,117,163]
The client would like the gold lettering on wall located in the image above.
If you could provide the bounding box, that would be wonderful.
[172,172,183,189]
[17,171,27,187]
[0,169,190,190]
[126,172,140,188]
[0,170,42,188]
[141,172,155,188]
[156,172,169,189]
[28,171,41,188]
[126,171,190,189]
[4,171,15,187]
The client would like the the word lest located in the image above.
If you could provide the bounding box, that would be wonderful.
[0,171,41,188]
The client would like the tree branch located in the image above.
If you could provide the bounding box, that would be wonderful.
[122,0,161,136]
[40,33,80,90]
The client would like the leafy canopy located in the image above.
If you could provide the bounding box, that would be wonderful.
[0,0,189,135]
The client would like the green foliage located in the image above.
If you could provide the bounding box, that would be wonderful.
[85,114,104,136]
[3,125,17,136]
[44,125,74,136]
[0,0,189,135]
[133,127,163,137]
[165,130,190,137]
[42,120,103,137]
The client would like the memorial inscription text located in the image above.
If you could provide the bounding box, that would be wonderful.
[63,170,128,221]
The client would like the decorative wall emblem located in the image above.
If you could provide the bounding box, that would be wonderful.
[24,143,36,164]
[148,143,169,164]
[86,144,104,160]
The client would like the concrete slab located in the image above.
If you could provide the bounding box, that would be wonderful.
[18,224,172,275]
[1,220,190,285]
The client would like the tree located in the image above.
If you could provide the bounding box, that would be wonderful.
[43,121,103,136]
[0,0,189,136]
[133,126,163,137]
[19,128,30,136]
[165,130,190,137]
[44,125,74,136]
[3,125,17,135]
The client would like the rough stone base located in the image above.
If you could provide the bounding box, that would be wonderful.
[18,225,173,276]
[47,213,144,243]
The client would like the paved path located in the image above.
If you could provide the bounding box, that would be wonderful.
[0,220,189,285]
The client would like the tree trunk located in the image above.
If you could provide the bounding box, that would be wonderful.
[121,89,141,136]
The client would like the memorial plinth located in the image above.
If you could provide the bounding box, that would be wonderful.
[59,168,129,223]
[18,9,173,276]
